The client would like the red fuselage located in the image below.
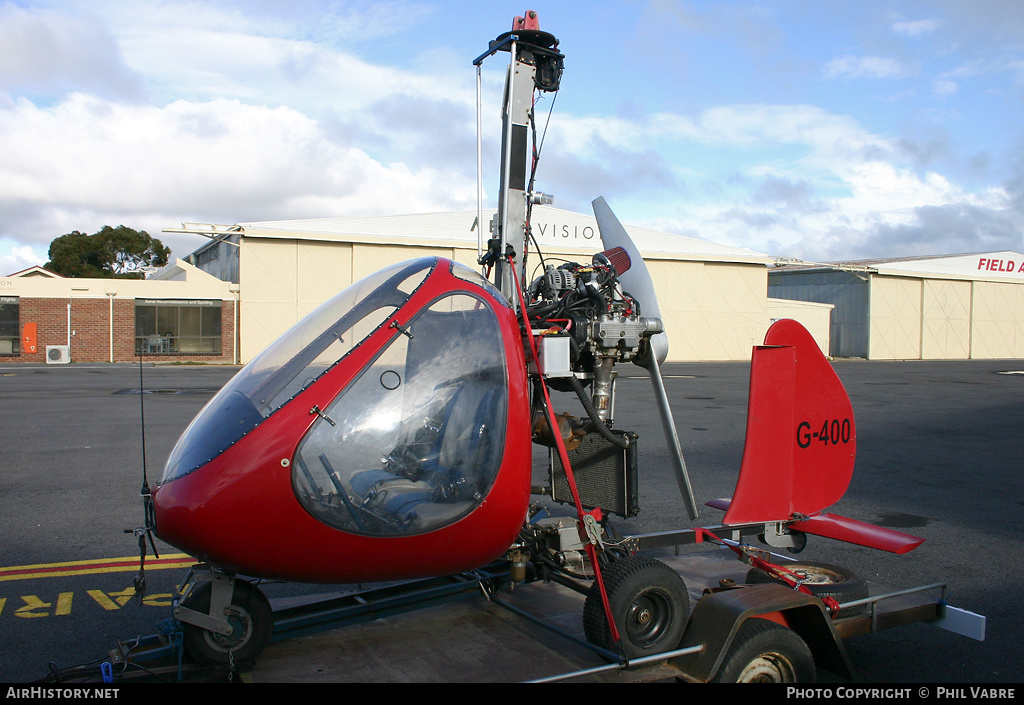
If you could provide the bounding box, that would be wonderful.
[153,258,532,583]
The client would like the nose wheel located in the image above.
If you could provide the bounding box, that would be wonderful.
[178,577,273,666]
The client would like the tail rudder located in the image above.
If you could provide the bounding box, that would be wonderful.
[718,319,923,554]
[723,319,855,525]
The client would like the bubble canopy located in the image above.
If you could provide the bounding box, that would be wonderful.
[159,257,516,538]
[292,286,509,536]
[160,259,430,483]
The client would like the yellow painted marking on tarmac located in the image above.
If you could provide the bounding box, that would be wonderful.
[87,587,138,610]
[0,554,196,582]
[142,593,174,607]
[56,591,73,616]
[87,590,119,611]
[16,592,74,618]
[16,595,52,618]
[2,590,176,619]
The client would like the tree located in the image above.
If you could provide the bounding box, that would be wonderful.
[45,225,171,279]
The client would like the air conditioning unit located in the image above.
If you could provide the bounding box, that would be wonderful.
[46,345,70,364]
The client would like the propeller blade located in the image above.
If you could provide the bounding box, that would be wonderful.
[592,197,667,364]
[592,197,697,519]
[638,348,699,519]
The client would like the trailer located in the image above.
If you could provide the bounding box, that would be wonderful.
[97,522,983,684]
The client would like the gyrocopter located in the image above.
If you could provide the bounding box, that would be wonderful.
[135,11,953,679]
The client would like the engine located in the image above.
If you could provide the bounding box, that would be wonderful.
[525,249,662,425]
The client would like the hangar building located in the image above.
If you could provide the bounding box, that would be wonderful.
[175,205,791,364]
[768,252,1024,360]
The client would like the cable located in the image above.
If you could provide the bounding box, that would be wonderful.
[534,89,558,162]
[509,255,621,644]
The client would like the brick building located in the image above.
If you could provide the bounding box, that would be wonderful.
[1,260,238,364]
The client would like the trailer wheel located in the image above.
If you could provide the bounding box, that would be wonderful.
[181,580,273,666]
[745,560,868,609]
[583,556,690,658]
[712,618,816,683]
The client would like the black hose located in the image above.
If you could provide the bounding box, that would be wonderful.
[568,374,629,449]
[578,279,607,312]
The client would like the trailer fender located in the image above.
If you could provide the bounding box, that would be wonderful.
[670,583,857,682]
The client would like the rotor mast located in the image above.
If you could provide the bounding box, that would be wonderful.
[475,11,563,305]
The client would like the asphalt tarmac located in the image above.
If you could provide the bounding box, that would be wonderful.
[0,358,1021,683]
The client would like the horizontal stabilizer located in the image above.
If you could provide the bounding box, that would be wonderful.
[706,500,924,554]
[789,513,925,555]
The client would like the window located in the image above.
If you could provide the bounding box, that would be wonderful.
[135,299,222,355]
[0,297,18,356]
[293,292,508,536]
[160,258,436,483]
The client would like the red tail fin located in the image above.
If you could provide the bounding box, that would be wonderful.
[719,320,924,554]
[723,319,855,524]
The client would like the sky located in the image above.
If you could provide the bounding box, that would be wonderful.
[1,0,1023,274]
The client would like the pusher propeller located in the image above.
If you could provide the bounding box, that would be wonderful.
[592,197,698,519]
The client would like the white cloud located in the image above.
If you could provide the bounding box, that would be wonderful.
[0,93,479,258]
[0,4,143,100]
[102,0,436,44]
[892,19,943,37]
[823,55,914,80]
[0,243,45,276]
[542,102,1016,260]
[0,2,490,261]
[0,1,1019,267]
[103,1,461,113]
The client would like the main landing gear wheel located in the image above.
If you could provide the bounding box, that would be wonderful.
[181,580,273,666]
[712,618,816,683]
[583,556,690,659]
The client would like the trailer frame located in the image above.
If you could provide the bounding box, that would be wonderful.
[108,528,985,683]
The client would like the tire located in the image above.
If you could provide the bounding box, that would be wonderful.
[583,556,690,658]
[745,560,868,610]
[712,618,816,683]
[181,580,273,665]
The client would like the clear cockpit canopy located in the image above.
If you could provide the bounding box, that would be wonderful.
[161,258,437,484]
[161,257,511,537]
[293,290,508,536]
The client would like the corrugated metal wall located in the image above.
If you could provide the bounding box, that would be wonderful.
[869,276,922,360]
[971,281,1024,358]
[770,268,1024,360]
[238,235,770,364]
[922,279,971,359]
[767,270,868,358]
[190,237,240,283]
[766,298,834,355]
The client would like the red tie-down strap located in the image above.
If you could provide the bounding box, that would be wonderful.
[696,528,841,617]
[509,257,622,644]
